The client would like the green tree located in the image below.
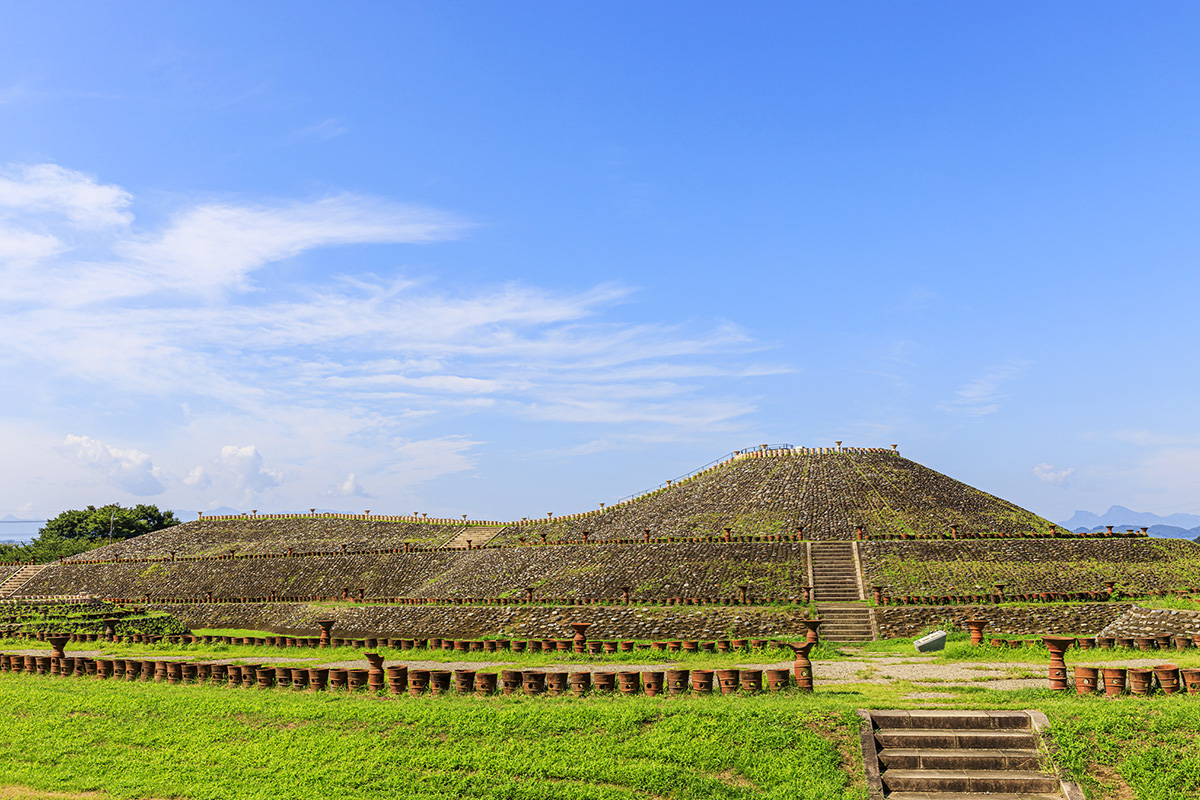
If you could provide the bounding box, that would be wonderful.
[39,503,180,542]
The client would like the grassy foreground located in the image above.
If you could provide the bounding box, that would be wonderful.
[3,674,1200,800]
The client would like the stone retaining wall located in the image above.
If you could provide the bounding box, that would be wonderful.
[1099,606,1200,639]
[875,603,1133,639]
[149,601,816,641]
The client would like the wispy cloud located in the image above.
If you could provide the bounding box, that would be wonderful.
[288,118,349,143]
[939,362,1029,417]
[0,163,774,510]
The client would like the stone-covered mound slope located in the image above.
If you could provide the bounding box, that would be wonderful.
[63,517,467,561]
[493,449,1053,542]
[21,542,809,602]
[862,537,1200,597]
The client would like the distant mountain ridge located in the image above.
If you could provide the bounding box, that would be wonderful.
[1060,506,1200,540]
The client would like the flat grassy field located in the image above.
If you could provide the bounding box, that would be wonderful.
[4,632,1200,800]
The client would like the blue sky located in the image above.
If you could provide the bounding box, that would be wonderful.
[2,2,1198,525]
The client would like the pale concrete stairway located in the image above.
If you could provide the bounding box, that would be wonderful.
[0,563,48,597]
[865,709,1080,800]
[809,541,874,642]
[444,526,506,550]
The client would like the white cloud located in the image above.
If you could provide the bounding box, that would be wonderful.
[57,435,165,496]
[328,473,370,498]
[1033,462,1074,486]
[216,445,283,500]
[0,163,777,512]
[0,164,132,229]
[289,118,349,142]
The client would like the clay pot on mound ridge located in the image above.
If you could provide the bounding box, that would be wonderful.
[716,669,740,695]
[328,669,348,690]
[476,672,497,695]
[618,671,641,696]
[308,668,329,691]
[1181,668,1200,694]
[665,670,689,695]
[643,671,664,697]
[593,672,616,693]
[407,670,429,696]
[454,670,476,694]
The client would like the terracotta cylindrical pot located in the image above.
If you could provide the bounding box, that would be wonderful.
[140,659,156,682]
[347,669,369,691]
[691,669,714,694]
[429,670,451,695]
[195,663,210,683]
[618,671,641,696]
[308,668,329,691]
[1043,636,1074,692]
[1156,635,1173,650]
[257,667,276,689]
[275,667,292,689]
[716,640,731,653]
[569,672,591,696]
[665,669,689,696]
[1175,636,1192,650]
[1154,664,1181,694]
[739,669,763,694]
[1181,668,1200,694]
[476,672,497,695]
[1135,637,1157,651]
[802,619,822,645]
[543,671,567,696]
[96,659,113,679]
[241,665,258,689]
[731,638,749,651]
[593,672,616,692]
[37,656,52,676]
[386,665,408,695]
[1073,666,1099,695]
[226,665,242,687]
[291,668,309,689]
[209,664,227,683]
[1078,638,1095,651]
[766,668,790,692]
[1116,638,1135,649]
[523,671,547,696]
[643,671,664,697]
[1128,667,1155,695]
[965,620,987,646]
[789,641,815,693]
[182,663,197,684]
[603,641,618,654]
[501,670,523,695]
[570,622,591,654]
[454,670,476,694]
[716,669,740,695]
[328,669,349,690]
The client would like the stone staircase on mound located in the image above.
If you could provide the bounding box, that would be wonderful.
[863,709,1082,800]
[0,563,48,597]
[809,541,875,642]
[444,526,507,550]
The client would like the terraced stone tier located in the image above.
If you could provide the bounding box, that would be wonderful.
[863,538,1200,597]
[18,542,813,603]
[66,518,467,561]
[490,451,1052,544]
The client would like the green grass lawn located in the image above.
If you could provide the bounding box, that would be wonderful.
[6,629,1200,800]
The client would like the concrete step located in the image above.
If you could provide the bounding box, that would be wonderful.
[881,769,1058,794]
[873,710,1033,730]
[886,793,1063,800]
[876,730,1039,751]
[878,748,1042,771]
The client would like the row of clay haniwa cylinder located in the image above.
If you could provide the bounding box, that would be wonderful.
[987,635,1198,651]
[3,631,789,653]
[0,655,810,696]
[62,531,809,565]
[95,595,793,607]
[1070,664,1200,697]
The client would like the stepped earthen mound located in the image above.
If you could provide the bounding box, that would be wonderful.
[492,449,1053,542]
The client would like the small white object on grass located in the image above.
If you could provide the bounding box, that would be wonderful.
[914,630,947,652]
